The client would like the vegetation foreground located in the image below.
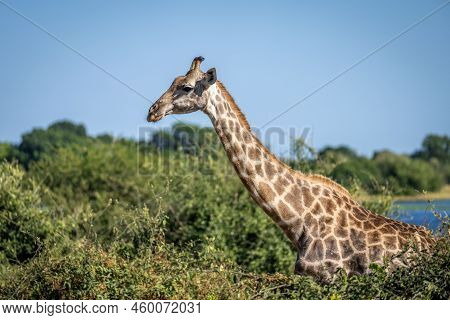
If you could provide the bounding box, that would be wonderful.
[0,121,449,299]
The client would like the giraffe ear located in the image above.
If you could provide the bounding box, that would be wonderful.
[205,68,217,85]
[194,68,217,96]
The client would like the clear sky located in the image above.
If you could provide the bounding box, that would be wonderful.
[0,0,449,156]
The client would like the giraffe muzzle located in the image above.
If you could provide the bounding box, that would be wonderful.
[147,112,163,122]
[147,103,166,122]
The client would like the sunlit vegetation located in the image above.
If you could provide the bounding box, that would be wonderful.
[0,121,448,299]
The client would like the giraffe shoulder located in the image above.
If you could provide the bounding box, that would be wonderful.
[307,174,351,197]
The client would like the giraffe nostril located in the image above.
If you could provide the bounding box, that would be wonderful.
[147,103,165,122]
[147,103,158,122]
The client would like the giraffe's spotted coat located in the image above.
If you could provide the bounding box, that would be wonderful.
[203,84,436,278]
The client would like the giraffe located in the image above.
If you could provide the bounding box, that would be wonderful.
[147,57,436,278]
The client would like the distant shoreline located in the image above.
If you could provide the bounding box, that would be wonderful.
[393,185,450,202]
[357,185,450,203]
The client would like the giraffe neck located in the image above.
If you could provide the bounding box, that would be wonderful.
[203,81,311,245]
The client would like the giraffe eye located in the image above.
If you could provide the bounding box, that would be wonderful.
[181,85,193,93]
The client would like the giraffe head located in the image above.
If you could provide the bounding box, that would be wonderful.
[147,56,217,122]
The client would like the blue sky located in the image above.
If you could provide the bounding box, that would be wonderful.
[0,0,449,156]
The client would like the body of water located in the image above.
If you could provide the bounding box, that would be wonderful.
[388,199,450,233]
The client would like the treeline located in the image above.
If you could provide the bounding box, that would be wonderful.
[1,120,448,195]
[0,121,449,299]
[293,134,449,196]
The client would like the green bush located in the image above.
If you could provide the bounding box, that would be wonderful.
[1,202,448,299]
[0,239,250,299]
[26,141,294,274]
[29,141,145,208]
[329,158,382,194]
[0,163,54,264]
[0,201,266,300]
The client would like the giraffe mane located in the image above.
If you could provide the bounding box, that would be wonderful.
[307,174,351,197]
[216,81,251,130]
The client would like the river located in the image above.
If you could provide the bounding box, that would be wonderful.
[389,199,450,233]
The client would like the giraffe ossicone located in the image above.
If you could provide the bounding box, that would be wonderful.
[147,57,435,278]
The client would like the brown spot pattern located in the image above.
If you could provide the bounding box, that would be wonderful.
[367,231,381,244]
[346,253,367,275]
[368,245,383,261]
[274,182,284,195]
[306,240,324,262]
[242,131,251,143]
[324,237,340,260]
[384,236,397,250]
[339,239,354,258]
[264,161,276,180]
[277,176,289,187]
[255,164,263,176]
[285,191,304,213]
[335,211,349,238]
[350,229,367,251]
[302,187,314,207]
[259,182,275,202]
[312,186,321,195]
[311,202,323,216]
[248,147,258,160]
[278,201,296,220]
[319,216,333,237]
[320,197,337,213]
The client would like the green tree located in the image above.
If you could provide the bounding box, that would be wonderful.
[329,158,382,194]
[15,120,89,166]
[0,143,12,161]
[319,145,358,161]
[374,151,444,194]
[414,134,449,163]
